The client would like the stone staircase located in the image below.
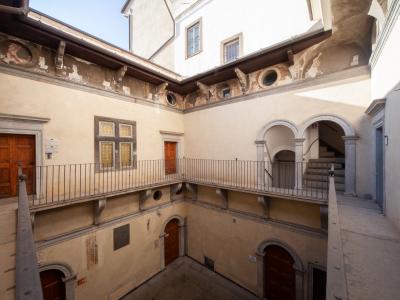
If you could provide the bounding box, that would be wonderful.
[304,145,345,192]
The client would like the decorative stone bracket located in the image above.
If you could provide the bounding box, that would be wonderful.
[185,183,198,201]
[94,198,107,225]
[153,82,168,101]
[171,183,183,201]
[234,67,249,94]
[55,40,66,76]
[139,189,152,211]
[257,196,271,218]
[196,81,215,102]
[216,188,228,209]
[113,65,128,90]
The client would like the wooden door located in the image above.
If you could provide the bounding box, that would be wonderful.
[40,269,66,300]
[164,218,180,266]
[0,134,35,198]
[264,245,295,300]
[164,141,177,175]
[312,268,327,300]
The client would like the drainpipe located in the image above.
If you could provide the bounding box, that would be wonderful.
[0,0,29,15]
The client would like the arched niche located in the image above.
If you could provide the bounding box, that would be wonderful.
[39,262,76,300]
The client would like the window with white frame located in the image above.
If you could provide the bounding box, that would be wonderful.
[187,20,201,58]
[223,37,240,63]
[95,117,136,170]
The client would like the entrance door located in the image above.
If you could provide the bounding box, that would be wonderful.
[264,245,295,300]
[164,141,177,175]
[40,269,66,300]
[164,218,180,266]
[375,127,384,208]
[0,134,35,198]
[312,267,327,300]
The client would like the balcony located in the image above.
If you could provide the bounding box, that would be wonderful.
[28,159,330,211]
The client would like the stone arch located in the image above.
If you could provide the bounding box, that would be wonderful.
[256,239,304,300]
[270,145,295,162]
[39,262,76,300]
[297,114,355,139]
[297,114,358,195]
[159,215,186,269]
[256,119,299,141]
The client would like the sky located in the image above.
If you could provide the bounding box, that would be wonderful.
[29,0,129,50]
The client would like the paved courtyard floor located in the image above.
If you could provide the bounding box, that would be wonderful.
[122,257,259,300]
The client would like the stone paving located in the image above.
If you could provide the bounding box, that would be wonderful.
[122,257,259,300]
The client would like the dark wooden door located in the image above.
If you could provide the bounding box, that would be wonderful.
[312,268,327,300]
[0,134,35,198]
[164,218,180,266]
[265,245,295,300]
[40,269,66,300]
[164,142,177,175]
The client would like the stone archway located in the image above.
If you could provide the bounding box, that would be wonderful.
[256,239,304,300]
[159,215,185,269]
[297,114,358,195]
[39,262,76,300]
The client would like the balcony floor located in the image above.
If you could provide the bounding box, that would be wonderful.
[337,195,400,300]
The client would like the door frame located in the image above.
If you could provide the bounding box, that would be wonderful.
[0,114,49,198]
[39,262,76,300]
[160,131,183,174]
[159,215,185,269]
[308,263,326,300]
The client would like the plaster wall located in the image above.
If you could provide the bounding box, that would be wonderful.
[172,0,316,76]
[0,73,184,165]
[185,202,327,298]
[183,74,373,197]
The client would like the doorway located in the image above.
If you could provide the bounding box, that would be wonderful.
[375,126,384,208]
[0,134,35,198]
[40,269,66,300]
[164,218,180,266]
[311,267,327,300]
[164,141,177,175]
[272,150,295,189]
[264,245,295,300]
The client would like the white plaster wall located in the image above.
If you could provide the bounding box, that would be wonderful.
[183,74,373,197]
[371,10,400,99]
[0,73,184,165]
[173,0,317,76]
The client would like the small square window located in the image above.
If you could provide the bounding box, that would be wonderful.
[113,224,130,251]
[222,87,231,98]
[120,142,132,167]
[100,141,114,168]
[99,121,115,137]
[119,124,133,138]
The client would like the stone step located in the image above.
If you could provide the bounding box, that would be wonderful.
[308,162,344,169]
[309,157,345,163]
[306,168,345,176]
[305,180,345,191]
[305,174,345,183]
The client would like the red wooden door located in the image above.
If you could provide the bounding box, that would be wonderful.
[164,142,177,175]
[40,269,66,300]
[0,134,35,198]
[164,218,180,266]
[264,245,295,300]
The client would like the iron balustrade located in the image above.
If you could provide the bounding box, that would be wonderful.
[28,159,331,208]
[16,167,44,300]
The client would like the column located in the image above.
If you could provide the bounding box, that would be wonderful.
[343,136,358,196]
[294,138,305,189]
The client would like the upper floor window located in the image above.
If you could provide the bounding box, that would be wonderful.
[95,116,136,170]
[222,34,242,64]
[186,19,202,58]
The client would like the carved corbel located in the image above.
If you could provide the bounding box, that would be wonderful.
[153,82,168,101]
[94,198,107,225]
[185,183,198,201]
[320,205,328,231]
[139,189,152,211]
[55,40,66,76]
[216,188,228,209]
[234,67,249,94]
[257,196,271,218]
[196,81,215,102]
[114,65,127,83]
[30,212,35,230]
[171,183,183,201]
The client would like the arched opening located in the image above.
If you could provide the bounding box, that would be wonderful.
[264,245,296,300]
[40,269,66,300]
[164,218,180,266]
[303,121,345,192]
[272,150,295,189]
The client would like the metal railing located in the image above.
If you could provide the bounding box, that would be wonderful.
[16,167,44,300]
[29,158,330,208]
